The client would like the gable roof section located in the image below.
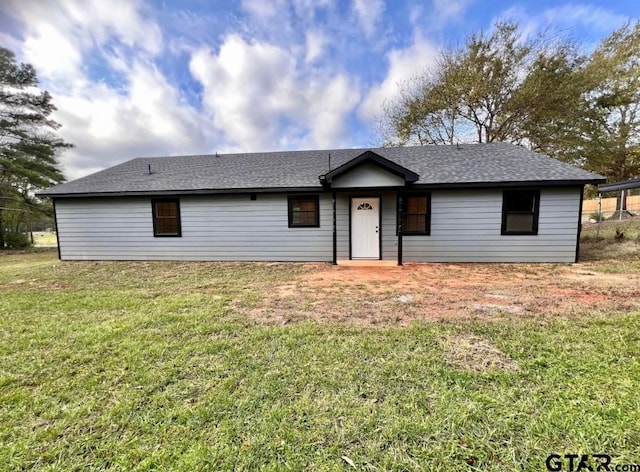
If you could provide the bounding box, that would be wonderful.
[320,150,419,185]
[39,142,606,197]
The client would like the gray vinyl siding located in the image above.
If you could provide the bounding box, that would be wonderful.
[55,194,333,261]
[336,195,349,260]
[402,187,580,262]
[381,195,398,260]
[55,186,581,263]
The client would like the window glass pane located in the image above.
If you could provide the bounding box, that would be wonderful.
[505,192,535,212]
[293,211,316,225]
[404,214,426,232]
[157,218,178,234]
[153,200,180,236]
[290,198,318,226]
[506,214,534,232]
[156,202,177,218]
[402,196,428,233]
[307,213,317,225]
[503,190,538,234]
[299,201,315,212]
[407,196,427,214]
[407,198,416,214]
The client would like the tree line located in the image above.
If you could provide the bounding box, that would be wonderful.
[381,22,640,195]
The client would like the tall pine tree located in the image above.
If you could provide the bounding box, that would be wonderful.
[0,46,70,248]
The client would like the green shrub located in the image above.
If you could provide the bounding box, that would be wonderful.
[4,231,31,249]
[589,212,604,221]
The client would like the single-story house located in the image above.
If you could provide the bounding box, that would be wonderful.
[39,143,605,263]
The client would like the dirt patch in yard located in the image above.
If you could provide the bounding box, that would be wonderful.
[244,261,640,326]
[442,334,520,372]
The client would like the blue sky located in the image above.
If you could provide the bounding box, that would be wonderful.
[1,0,638,180]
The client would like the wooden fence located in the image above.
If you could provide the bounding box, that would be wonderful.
[583,195,640,214]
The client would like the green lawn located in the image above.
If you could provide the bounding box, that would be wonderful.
[1,250,639,471]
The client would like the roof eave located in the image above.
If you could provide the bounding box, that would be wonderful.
[37,186,326,198]
[410,178,606,190]
[38,178,605,198]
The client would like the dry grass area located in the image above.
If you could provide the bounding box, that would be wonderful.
[441,333,520,372]
[245,255,640,326]
[581,216,640,237]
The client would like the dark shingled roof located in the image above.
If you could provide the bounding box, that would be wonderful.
[39,142,605,197]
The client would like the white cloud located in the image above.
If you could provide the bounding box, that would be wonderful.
[359,35,439,123]
[291,0,334,19]
[353,0,385,38]
[3,0,163,88]
[240,0,335,26]
[409,5,423,26]
[1,0,208,181]
[62,0,163,55]
[309,75,360,146]
[240,0,288,19]
[5,0,162,58]
[305,30,326,63]
[22,24,83,82]
[408,0,473,32]
[189,35,298,149]
[497,4,629,42]
[3,0,366,180]
[190,35,359,151]
[432,0,473,23]
[543,4,628,31]
[50,61,209,180]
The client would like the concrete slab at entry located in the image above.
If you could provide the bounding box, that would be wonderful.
[336,260,399,267]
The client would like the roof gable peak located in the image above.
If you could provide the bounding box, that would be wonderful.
[319,150,419,185]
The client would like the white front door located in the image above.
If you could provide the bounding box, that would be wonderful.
[351,197,380,259]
